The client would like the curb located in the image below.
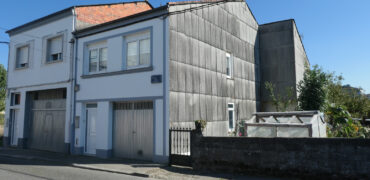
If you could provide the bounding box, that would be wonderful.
[0,154,149,178]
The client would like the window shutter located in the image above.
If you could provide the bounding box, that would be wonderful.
[18,46,29,64]
[50,36,62,54]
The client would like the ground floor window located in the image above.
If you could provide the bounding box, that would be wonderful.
[228,103,234,131]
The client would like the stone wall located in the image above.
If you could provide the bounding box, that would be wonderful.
[192,136,370,179]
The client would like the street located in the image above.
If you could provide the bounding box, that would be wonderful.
[0,156,153,180]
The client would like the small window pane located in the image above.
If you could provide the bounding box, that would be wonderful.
[139,39,150,66]
[229,110,234,129]
[89,49,98,72]
[99,48,107,71]
[127,41,138,68]
[226,56,231,76]
[48,36,63,62]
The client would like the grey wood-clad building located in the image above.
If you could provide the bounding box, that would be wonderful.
[168,0,261,135]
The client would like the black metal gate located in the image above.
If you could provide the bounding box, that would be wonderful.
[169,127,193,166]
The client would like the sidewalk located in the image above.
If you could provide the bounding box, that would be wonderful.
[0,147,287,180]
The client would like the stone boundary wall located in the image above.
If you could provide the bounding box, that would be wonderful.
[192,136,370,179]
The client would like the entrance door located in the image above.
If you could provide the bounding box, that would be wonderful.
[10,109,19,146]
[85,105,97,155]
[113,101,153,160]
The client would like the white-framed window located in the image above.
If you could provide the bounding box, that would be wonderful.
[16,45,29,68]
[47,35,63,63]
[87,41,108,73]
[228,103,235,131]
[226,53,233,78]
[125,31,151,69]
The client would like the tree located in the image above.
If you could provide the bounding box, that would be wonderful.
[265,82,296,112]
[297,65,330,111]
[0,64,6,111]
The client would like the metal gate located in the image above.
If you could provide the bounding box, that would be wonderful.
[169,127,193,166]
[29,99,66,153]
[113,101,153,161]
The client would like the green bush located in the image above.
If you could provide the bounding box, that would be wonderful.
[326,104,369,138]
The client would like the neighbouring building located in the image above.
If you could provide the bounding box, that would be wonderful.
[259,20,309,112]
[4,0,308,163]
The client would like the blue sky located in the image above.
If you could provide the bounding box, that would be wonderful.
[0,0,369,92]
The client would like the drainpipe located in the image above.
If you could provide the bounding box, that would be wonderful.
[69,7,77,155]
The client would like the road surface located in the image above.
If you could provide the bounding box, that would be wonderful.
[0,156,153,180]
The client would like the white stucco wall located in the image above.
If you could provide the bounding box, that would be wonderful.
[5,15,74,146]
[7,16,73,88]
[74,17,168,162]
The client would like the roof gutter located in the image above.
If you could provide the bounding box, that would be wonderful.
[6,7,73,36]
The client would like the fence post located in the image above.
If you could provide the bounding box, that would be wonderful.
[169,129,172,166]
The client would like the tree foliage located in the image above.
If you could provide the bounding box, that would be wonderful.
[297,65,330,111]
[297,64,370,138]
[0,64,6,111]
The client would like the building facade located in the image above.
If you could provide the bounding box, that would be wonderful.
[4,0,308,163]
[3,2,152,153]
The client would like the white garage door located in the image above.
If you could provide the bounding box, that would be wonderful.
[113,101,153,161]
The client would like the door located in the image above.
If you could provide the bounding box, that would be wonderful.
[85,105,97,155]
[29,99,66,152]
[10,109,19,146]
[113,101,153,160]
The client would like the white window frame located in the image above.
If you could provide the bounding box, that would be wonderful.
[228,103,235,131]
[46,35,64,63]
[125,31,151,70]
[226,53,233,78]
[87,42,108,74]
[15,45,30,69]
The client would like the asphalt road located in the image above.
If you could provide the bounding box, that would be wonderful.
[0,156,154,180]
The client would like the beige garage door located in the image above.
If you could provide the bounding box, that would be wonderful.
[113,101,153,161]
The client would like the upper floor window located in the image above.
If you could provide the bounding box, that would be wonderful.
[125,31,151,69]
[47,35,63,63]
[226,53,233,78]
[16,45,29,68]
[89,46,107,73]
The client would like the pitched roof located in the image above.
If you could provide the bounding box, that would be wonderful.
[167,0,244,5]
[6,1,153,35]
[75,1,152,30]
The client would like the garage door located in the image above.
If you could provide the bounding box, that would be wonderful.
[113,101,153,161]
[28,90,66,153]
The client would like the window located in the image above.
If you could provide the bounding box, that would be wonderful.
[226,53,233,78]
[47,36,63,62]
[16,45,29,68]
[11,93,21,106]
[126,32,150,69]
[89,47,107,73]
[228,103,235,131]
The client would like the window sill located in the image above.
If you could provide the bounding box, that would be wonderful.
[14,66,29,70]
[81,66,153,79]
[45,60,63,65]
[226,76,234,80]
